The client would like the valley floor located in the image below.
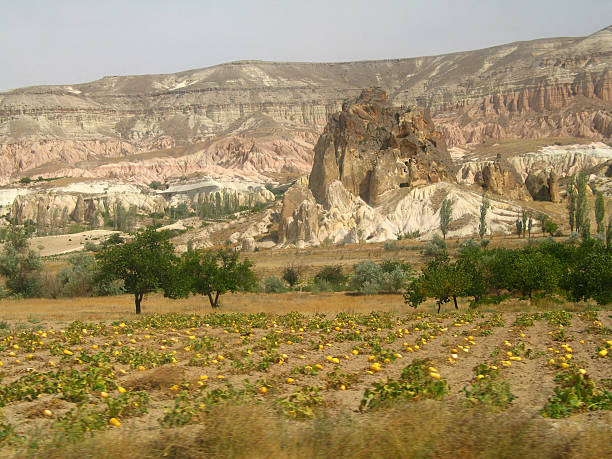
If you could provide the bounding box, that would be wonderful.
[0,296,609,458]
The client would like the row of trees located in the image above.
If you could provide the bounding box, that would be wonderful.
[405,237,612,312]
[439,192,490,241]
[0,226,256,314]
[95,227,256,313]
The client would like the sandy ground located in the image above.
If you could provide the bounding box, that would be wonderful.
[31,230,117,257]
[0,306,610,441]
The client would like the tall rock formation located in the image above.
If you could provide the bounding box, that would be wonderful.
[278,89,526,246]
[309,88,455,207]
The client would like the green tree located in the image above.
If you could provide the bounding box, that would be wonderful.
[0,226,42,297]
[595,192,605,235]
[439,197,453,240]
[575,172,588,233]
[537,213,549,237]
[95,226,178,314]
[455,240,487,306]
[543,219,558,237]
[515,217,523,238]
[521,209,528,238]
[478,192,489,239]
[564,241,611,305]
[507,251,560,299]
[528,216,533,239]
[567,175,577,233]
[607,217,612,249]
[404,256,460,313]
[177,248,256,308]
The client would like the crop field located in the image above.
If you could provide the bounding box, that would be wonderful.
[0,306,610,458]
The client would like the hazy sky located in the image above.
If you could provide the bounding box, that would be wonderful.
[1,0,610,91]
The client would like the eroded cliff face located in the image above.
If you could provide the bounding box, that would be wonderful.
[1,27,611,184]
[309,88,455,206]
[6,180,275,232]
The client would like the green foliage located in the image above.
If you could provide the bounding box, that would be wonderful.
[0,226,42,297]
[537,212,549,236]
[567,175,577,232]
[174,248,257,308]
[18,177,31,184]
[422,234,447,257]
[148,180,164,190]
[515,217,523,238]
[264,276,287,293]
[462,364,515,410]
[575,172,589,235]
[595,192,605,235]
[563,240,612,305]
[543,219,558,237]
[478,192,489,239]
[439,197,453,240]
[58,253,98,297]
[360,359,448,411]
[543,369,612,418]
[282,266,300,287]
[313,265,347,290]
[350,261,409,294]
[95,226,179,313]
[276,386,325,419]
[506,250,561,299]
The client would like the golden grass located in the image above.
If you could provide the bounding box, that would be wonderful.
[13,402,612,459]
[2,290,598,325]
[0,291,408,323]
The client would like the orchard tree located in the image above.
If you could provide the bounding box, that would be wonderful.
[0,226,42,297]
[95,226,178,314]
[564,240,612,305]
[507,251,560,299]
[439,197,453,240]
[177,248,256,308]
[455,240,487,306]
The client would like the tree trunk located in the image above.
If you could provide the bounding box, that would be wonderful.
[207,292,215,308]
[453,296,458,310]
[135,292,143,315]
[213,291,220,308]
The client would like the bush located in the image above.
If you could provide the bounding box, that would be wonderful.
[314,265,347,288]
[350,261,410,294]
[58,253,97,297]
[384,241,400,251]
[350,261,384,294]
[423,234,447,257]
[282,266,301,287]
[264,277,287,293]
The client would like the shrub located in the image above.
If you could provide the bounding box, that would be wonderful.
[384,241,400,251]
[282,266,301,287]
[264,277,287,293]
[422,234,447,257]
[350,261,384,295]
[314,265,347,288]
